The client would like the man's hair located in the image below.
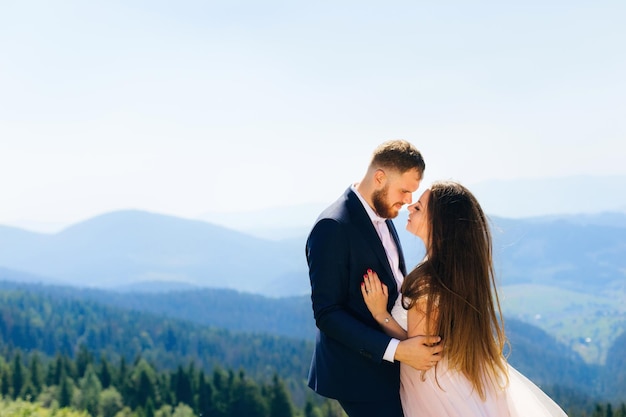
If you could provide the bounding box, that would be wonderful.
[370,140,425,178]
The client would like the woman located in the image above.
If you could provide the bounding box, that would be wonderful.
[361,181,567,417]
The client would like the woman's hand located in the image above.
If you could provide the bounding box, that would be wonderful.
[361,269,408,340]
[360,269,389,321]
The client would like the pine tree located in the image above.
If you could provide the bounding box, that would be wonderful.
[269,373,295,417]
[174,365,193,407]
[196,370,216,417]
[78,364,102,416]
[157,373,174,407]
[63,352,78,380]
[59,372,74,408]
[304,398,323,417]
[209,368,230,417]
[145,398,156,417]
[131,359,158,409]
[11,352,24,399]
[99,355,114,389]
[118,356,130,401]
[76,344,93,378]
[228,371,269,417]
[47,354,64,386]
[28,352,45,396]
[0,365,10,397]
[607,403,614,417]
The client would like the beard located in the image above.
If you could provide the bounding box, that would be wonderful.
[372,185,400,219]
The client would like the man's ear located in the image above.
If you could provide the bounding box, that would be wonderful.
[374,169,386,186]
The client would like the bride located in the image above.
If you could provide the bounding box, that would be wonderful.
[362,181,568,417]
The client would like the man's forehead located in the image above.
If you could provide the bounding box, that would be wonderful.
[398,170,421,188]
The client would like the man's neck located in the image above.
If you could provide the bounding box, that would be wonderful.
[355,181,376,213]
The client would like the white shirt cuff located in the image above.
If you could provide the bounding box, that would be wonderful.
[383,338,400,363]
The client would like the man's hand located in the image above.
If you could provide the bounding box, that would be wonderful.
[394,335,443,370]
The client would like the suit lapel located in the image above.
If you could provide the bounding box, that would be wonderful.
[346,190,398,297]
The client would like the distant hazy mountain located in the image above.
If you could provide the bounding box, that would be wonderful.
[393,211,626,293]
[526,211,626,228]
[469,174,626,218]
[0,210,307,295]
[0,266,64,285]
[1,209,624,297]
[489,215,625,293]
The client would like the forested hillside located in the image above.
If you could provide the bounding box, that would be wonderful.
[0,288,313,406]
[1,283,625,415]
[604,330,626,401]
[0,281,314,340]
[0,347,344,417]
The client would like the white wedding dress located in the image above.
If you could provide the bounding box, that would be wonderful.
[391,297,568,417]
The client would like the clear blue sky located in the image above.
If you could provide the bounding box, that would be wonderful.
[2,1,625,230]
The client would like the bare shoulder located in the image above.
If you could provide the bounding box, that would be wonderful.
[407,296,439,337]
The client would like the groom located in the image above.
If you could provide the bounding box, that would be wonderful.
[306,140,443,417]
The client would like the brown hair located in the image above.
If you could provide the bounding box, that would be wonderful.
[370,140,425,178]
[401,181,508,399]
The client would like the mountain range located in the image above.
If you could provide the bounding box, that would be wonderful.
[0,208,624,365]
[1,209,625,295]
[0,210,305,295]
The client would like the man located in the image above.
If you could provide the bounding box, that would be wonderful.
[306,140,443,417]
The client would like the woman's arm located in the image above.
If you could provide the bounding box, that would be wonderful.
[407,298,438,339]
[362,271,444,369]
[361,269,408,340]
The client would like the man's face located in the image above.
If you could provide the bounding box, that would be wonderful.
[372,168,422,219]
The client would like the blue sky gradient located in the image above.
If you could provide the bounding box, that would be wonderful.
[1,1,625,229]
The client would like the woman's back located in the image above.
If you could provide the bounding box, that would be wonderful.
[392,296,566,417]
[392,295,511,417]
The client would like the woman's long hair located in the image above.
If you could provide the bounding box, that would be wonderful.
[401,181,508,400]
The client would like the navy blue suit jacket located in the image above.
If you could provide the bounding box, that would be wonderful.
[306,187,407,401]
